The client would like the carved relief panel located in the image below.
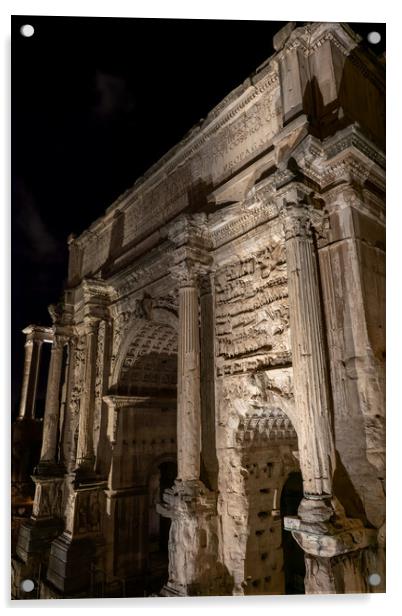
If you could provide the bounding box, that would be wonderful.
[214,236,290,376]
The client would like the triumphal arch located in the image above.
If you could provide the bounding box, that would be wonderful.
[13,22,385,598]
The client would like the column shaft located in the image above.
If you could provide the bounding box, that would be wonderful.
[18,340,34,419]
[27,339,43,419]
[76,321,99,469]
[281,199,335,498]
[177,282,201,481]
[40,340,64,463]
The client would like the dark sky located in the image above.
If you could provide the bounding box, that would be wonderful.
[11,16,386,415]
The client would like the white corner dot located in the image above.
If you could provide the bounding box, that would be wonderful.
[21,578,35,592]
[368,573,381,586]
[367,31,381,45]
[20,24,35,38]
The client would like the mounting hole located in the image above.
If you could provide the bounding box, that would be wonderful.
[368,573,381,587]
[20,24,35,38]
[21,578,35,592]
[367,31,381,45]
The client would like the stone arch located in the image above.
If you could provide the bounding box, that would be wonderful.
[103,310,179,592]
[217,369,301,595]
[110,301,178,392]
[110,316,178,396]
[238,407,300,595]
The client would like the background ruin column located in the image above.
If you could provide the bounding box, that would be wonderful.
[39,336,65,466]
[76,318,99,472]
[174,261,202,481]
[18,336,34,420]
[279,185,336,518]
[18,325,53,420]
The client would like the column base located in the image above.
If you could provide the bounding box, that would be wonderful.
[284,511,380,593]
[159,582,188,597]
[71,462,104,488]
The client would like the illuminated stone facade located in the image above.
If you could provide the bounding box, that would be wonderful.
[12,22,385,598]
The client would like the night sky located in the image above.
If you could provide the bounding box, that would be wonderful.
[11,16,386,416]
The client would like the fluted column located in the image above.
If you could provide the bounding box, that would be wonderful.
[39,337,65,464]
[174,263,202,481]
[76,318,99,471]
[280,187,336,518]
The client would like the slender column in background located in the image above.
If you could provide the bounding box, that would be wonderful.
[18,325,53,420]
[39,337,65,464]
[18,338,34,420]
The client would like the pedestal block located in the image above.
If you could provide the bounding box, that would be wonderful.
[46,478,105,595]
[15,473,64,564]
[46,532,95,594]
[158,479,230,596]
[284,506,381,593]
[16,517,64,563]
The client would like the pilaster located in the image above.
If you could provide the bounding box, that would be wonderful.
[75,317,99,475]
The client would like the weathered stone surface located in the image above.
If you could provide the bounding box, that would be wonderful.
[12,21,385,599]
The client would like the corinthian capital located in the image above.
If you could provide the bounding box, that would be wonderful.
[83,316,101,335]
[277,184,314,241]
[170,258,211,288]
[280,202,313,241]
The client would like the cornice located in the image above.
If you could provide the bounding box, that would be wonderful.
[72,66,280,247]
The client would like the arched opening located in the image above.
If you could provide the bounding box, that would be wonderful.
[234,405,300,595]
[107,316,178,595]
[280,471,305,594]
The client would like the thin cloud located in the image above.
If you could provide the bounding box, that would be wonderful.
[13,180,59,261]
[92,70,136,121]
